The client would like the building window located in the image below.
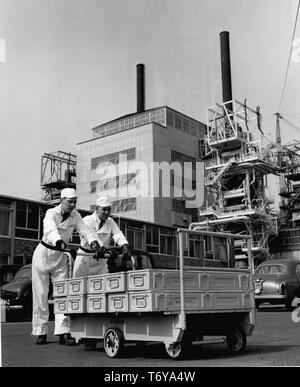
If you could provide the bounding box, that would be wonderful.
[111,198,136,213]
[15,202,39,240]
[146,225,159,253]
[92,108,166,139]
[13,255,24,265]
[159,226,175,255]
[16,202,27,228]
[166,108,205,137]
[189,237,204,258]
[90,173,136,194]
[0,201,12,236]
[126,227,144,250]
[27,204,39,229]
[39,205,51,240]
[91,148,136,170]
[0,255,9,265]
[171,150,196,191]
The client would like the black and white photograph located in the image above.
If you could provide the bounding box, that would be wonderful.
[1,0,300,371]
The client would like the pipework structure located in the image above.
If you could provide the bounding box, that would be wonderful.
[198,99,280,267]
[41,150,77,203]
[195,32,280,267]
[277,140,300,226]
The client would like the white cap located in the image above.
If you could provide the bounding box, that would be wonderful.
[61,188,77,199]
[96,196,112,207]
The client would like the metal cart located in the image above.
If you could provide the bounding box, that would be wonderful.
[58,229,255,360]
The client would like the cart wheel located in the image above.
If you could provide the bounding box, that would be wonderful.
[82,338,97,351]
[165,342,184,360]
[226,328,246,354]
[104,328,124,358]
[165,336,192,360]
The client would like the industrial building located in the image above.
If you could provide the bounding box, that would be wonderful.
[197,98,279,267]
[189,32,282,268]
[76,64,206,228]
[269,137,300,259]
[3,31,300,283]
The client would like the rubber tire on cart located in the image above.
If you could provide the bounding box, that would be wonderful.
[82,338,97,351]
[104,328,124,358]
[164,334,193,360]
[226,328,247,354]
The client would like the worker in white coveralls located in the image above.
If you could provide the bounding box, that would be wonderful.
[32,188,103,345]
[73,196,132,277]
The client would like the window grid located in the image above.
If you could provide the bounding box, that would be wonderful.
[91,148,136,170]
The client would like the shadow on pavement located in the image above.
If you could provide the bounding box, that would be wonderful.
[77,341,300,361]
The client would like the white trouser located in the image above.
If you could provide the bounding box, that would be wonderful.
[72,249,108,277]
[32,243,70,336]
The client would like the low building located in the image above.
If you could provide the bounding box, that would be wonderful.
[0,193,229,284]
[0,194,89,283]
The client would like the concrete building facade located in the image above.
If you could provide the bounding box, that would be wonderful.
[77,106,206,227]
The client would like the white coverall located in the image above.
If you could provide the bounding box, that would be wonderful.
[32,205,97,336]
[73,212,128,277]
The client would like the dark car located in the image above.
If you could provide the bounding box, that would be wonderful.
[1,264,53,321]
[254,259,300,310]
[1,264,33,321]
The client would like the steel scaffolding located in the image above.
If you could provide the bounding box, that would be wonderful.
[41,151,77,203]
[196,99,280,267]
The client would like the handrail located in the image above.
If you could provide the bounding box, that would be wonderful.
[176,228,253,332]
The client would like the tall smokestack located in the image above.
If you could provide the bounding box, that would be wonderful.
[219,31,233,111]
[136,63,145,113]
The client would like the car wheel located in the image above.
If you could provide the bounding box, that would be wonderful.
[286,294,298,311]
[22,290,33,320]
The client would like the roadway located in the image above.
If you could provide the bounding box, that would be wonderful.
[1,306,300,367]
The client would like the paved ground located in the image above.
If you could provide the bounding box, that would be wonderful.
[1,306,300,367]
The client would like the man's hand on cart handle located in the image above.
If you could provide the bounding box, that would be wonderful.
[56,239,67,251]
[94,246,108,260]
[54,240,77,259]
[90,241,108,261]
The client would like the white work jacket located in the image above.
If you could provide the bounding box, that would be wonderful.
[42,204,97,246]
[80,212,128,249]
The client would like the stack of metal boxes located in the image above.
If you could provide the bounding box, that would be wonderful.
[53,277,87,314]
[53,269,251,314]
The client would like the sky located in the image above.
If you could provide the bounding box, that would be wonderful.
[0,0,300,201]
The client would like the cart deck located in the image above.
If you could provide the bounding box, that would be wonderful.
[53,229,256,359]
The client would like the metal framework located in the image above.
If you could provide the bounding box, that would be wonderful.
[197,99,280,267]
[277,140,300,227]
[41,151,77,203]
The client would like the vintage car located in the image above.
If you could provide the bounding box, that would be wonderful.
[1,264,53,321]
[254,259,300,310]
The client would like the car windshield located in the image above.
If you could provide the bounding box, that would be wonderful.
[255,264,286,275]
[14,268,32,280]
